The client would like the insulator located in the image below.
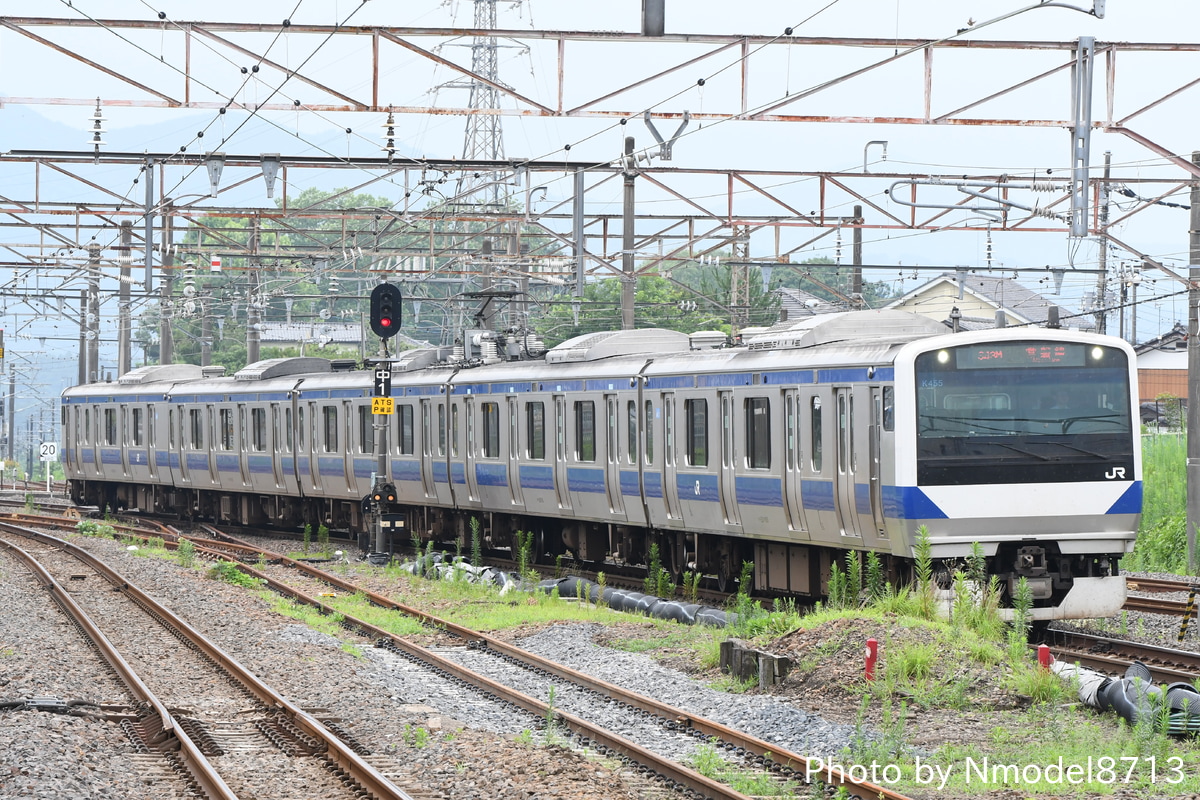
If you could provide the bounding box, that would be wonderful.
[452,341,465,362]
[480,338,500,364]
[1031,182,1059,192]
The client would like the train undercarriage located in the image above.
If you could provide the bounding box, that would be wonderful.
[69,477,1122,617]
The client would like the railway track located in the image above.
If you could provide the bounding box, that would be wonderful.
[0,521,424,800]
[186,523,914,800]
[1042,629,1200,684]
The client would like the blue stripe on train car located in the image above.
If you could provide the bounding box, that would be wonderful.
[318,456,345,478]
[800,480,835,511]
[155,450,171,468]
[281,457,294,473]
[101,448,122,465]
[352,458,375,479]
[676,473,719,503]
[215,454,239,473]
[735,475,783,507]
[856,482,872,515]
[1106,481,1142,514]
[881,486,948,519]
[643,471,663,499]
[128,449,149,466]
[433,462,449,483]
[567,467,605,494]
[81,448,94,462]
[298,456,310,475]
[476,463,508,487]
[451,463,466,485]
[248,455,273,475]
[520,465,554,490]
[620,470,640,496]
[392,460,421,482]
[186,453,209,471]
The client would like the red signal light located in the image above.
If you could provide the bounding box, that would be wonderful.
[381,317,392,327]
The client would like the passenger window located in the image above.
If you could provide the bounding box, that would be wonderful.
[285,408,293,453]
[574,401,595,462]
[358,405,374,454]
[643,400,654,464]
[252,408,267,451]
[685,398,707,467]
[786,396,795,470]
[437,403,447,456]
[451,404,460,457]
[627,401,637,465]
[297,407,305,450]
[811,396,823,473]
[745,397,770,469]
[527,401,545,460]
[189,408,204,449]
[882,386,895,432]
[482,402,500,458]
[104,408,117,445]
[131,408,144,446]
[219,409,234,450]
[323,406,338,452]
[168,409,175,449]
[399,404,414,455]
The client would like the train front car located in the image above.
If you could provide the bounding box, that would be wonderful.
[893,328,1139,620]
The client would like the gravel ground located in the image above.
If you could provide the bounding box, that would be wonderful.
[0,528,853,800]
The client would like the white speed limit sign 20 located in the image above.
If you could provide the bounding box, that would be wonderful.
[40,442,58,462]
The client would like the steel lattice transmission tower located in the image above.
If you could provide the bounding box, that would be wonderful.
[447,0,522,209]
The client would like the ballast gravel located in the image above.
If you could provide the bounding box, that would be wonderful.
[0,528,855,800]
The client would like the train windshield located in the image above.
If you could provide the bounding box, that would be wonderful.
[914,341,1134,485]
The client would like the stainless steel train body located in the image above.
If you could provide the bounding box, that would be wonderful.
[61,310,1141,619]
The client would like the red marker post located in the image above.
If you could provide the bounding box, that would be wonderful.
[865,637,878,682]
[1037,644,1052,671]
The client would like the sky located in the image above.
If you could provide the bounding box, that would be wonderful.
[0,0,1199,459]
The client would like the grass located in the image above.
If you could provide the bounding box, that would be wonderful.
[1128,434,1187,572]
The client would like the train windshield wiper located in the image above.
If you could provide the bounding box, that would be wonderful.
[990,442,1051,461]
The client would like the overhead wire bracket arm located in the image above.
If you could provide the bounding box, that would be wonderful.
[643,110,690,161]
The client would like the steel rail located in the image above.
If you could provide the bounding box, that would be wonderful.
[0,522,416,800]
[0,530,239,800]
[1044,630,1200,683]
[1122,595,1188,616]
[193,526,915,800]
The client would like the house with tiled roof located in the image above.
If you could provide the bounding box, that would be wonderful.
[883,272,1084,331]
[773,286,845,321]
[1135,322,1187,404]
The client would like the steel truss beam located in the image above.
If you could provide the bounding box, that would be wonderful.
[0,150,1186,289]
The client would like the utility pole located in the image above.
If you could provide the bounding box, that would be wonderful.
[247,217,261,365]
[87,250,100,384]
[852,204,864,307]
[621,136,636,330]
[1095,152,1111,334]
[1187,151,1200,574]
[200,294,212,367]
[118,221,132,376]
[159,206,174,364]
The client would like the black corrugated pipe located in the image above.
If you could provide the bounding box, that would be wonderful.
[540,576,734,627]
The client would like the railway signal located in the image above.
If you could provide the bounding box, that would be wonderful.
[369,283,402,339]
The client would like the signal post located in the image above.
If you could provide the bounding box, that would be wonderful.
[369,283,403,557]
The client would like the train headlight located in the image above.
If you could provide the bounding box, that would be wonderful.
[936,350,950,364]
[1090,346,1104,361]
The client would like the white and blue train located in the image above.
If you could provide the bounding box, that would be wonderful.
[61,309,1140,619]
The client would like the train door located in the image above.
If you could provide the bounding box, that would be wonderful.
[553,395,571,510]
[419,399,437,499]
[270,405,285,489]
[782,390,808,534]
[146,404,159,481]
[237,404,251,487]
[307,401,324,494]
[118,404,130,477]
[206,405,220,485]
[661,393,681,519]
[342,400,356,494]
[717,391,740,525]
[177,408,191,485]
[834,387,862,538]
[869,388,887,537]
[463,397,480,502]
[604,394,625,516]
[507,396,523,507]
